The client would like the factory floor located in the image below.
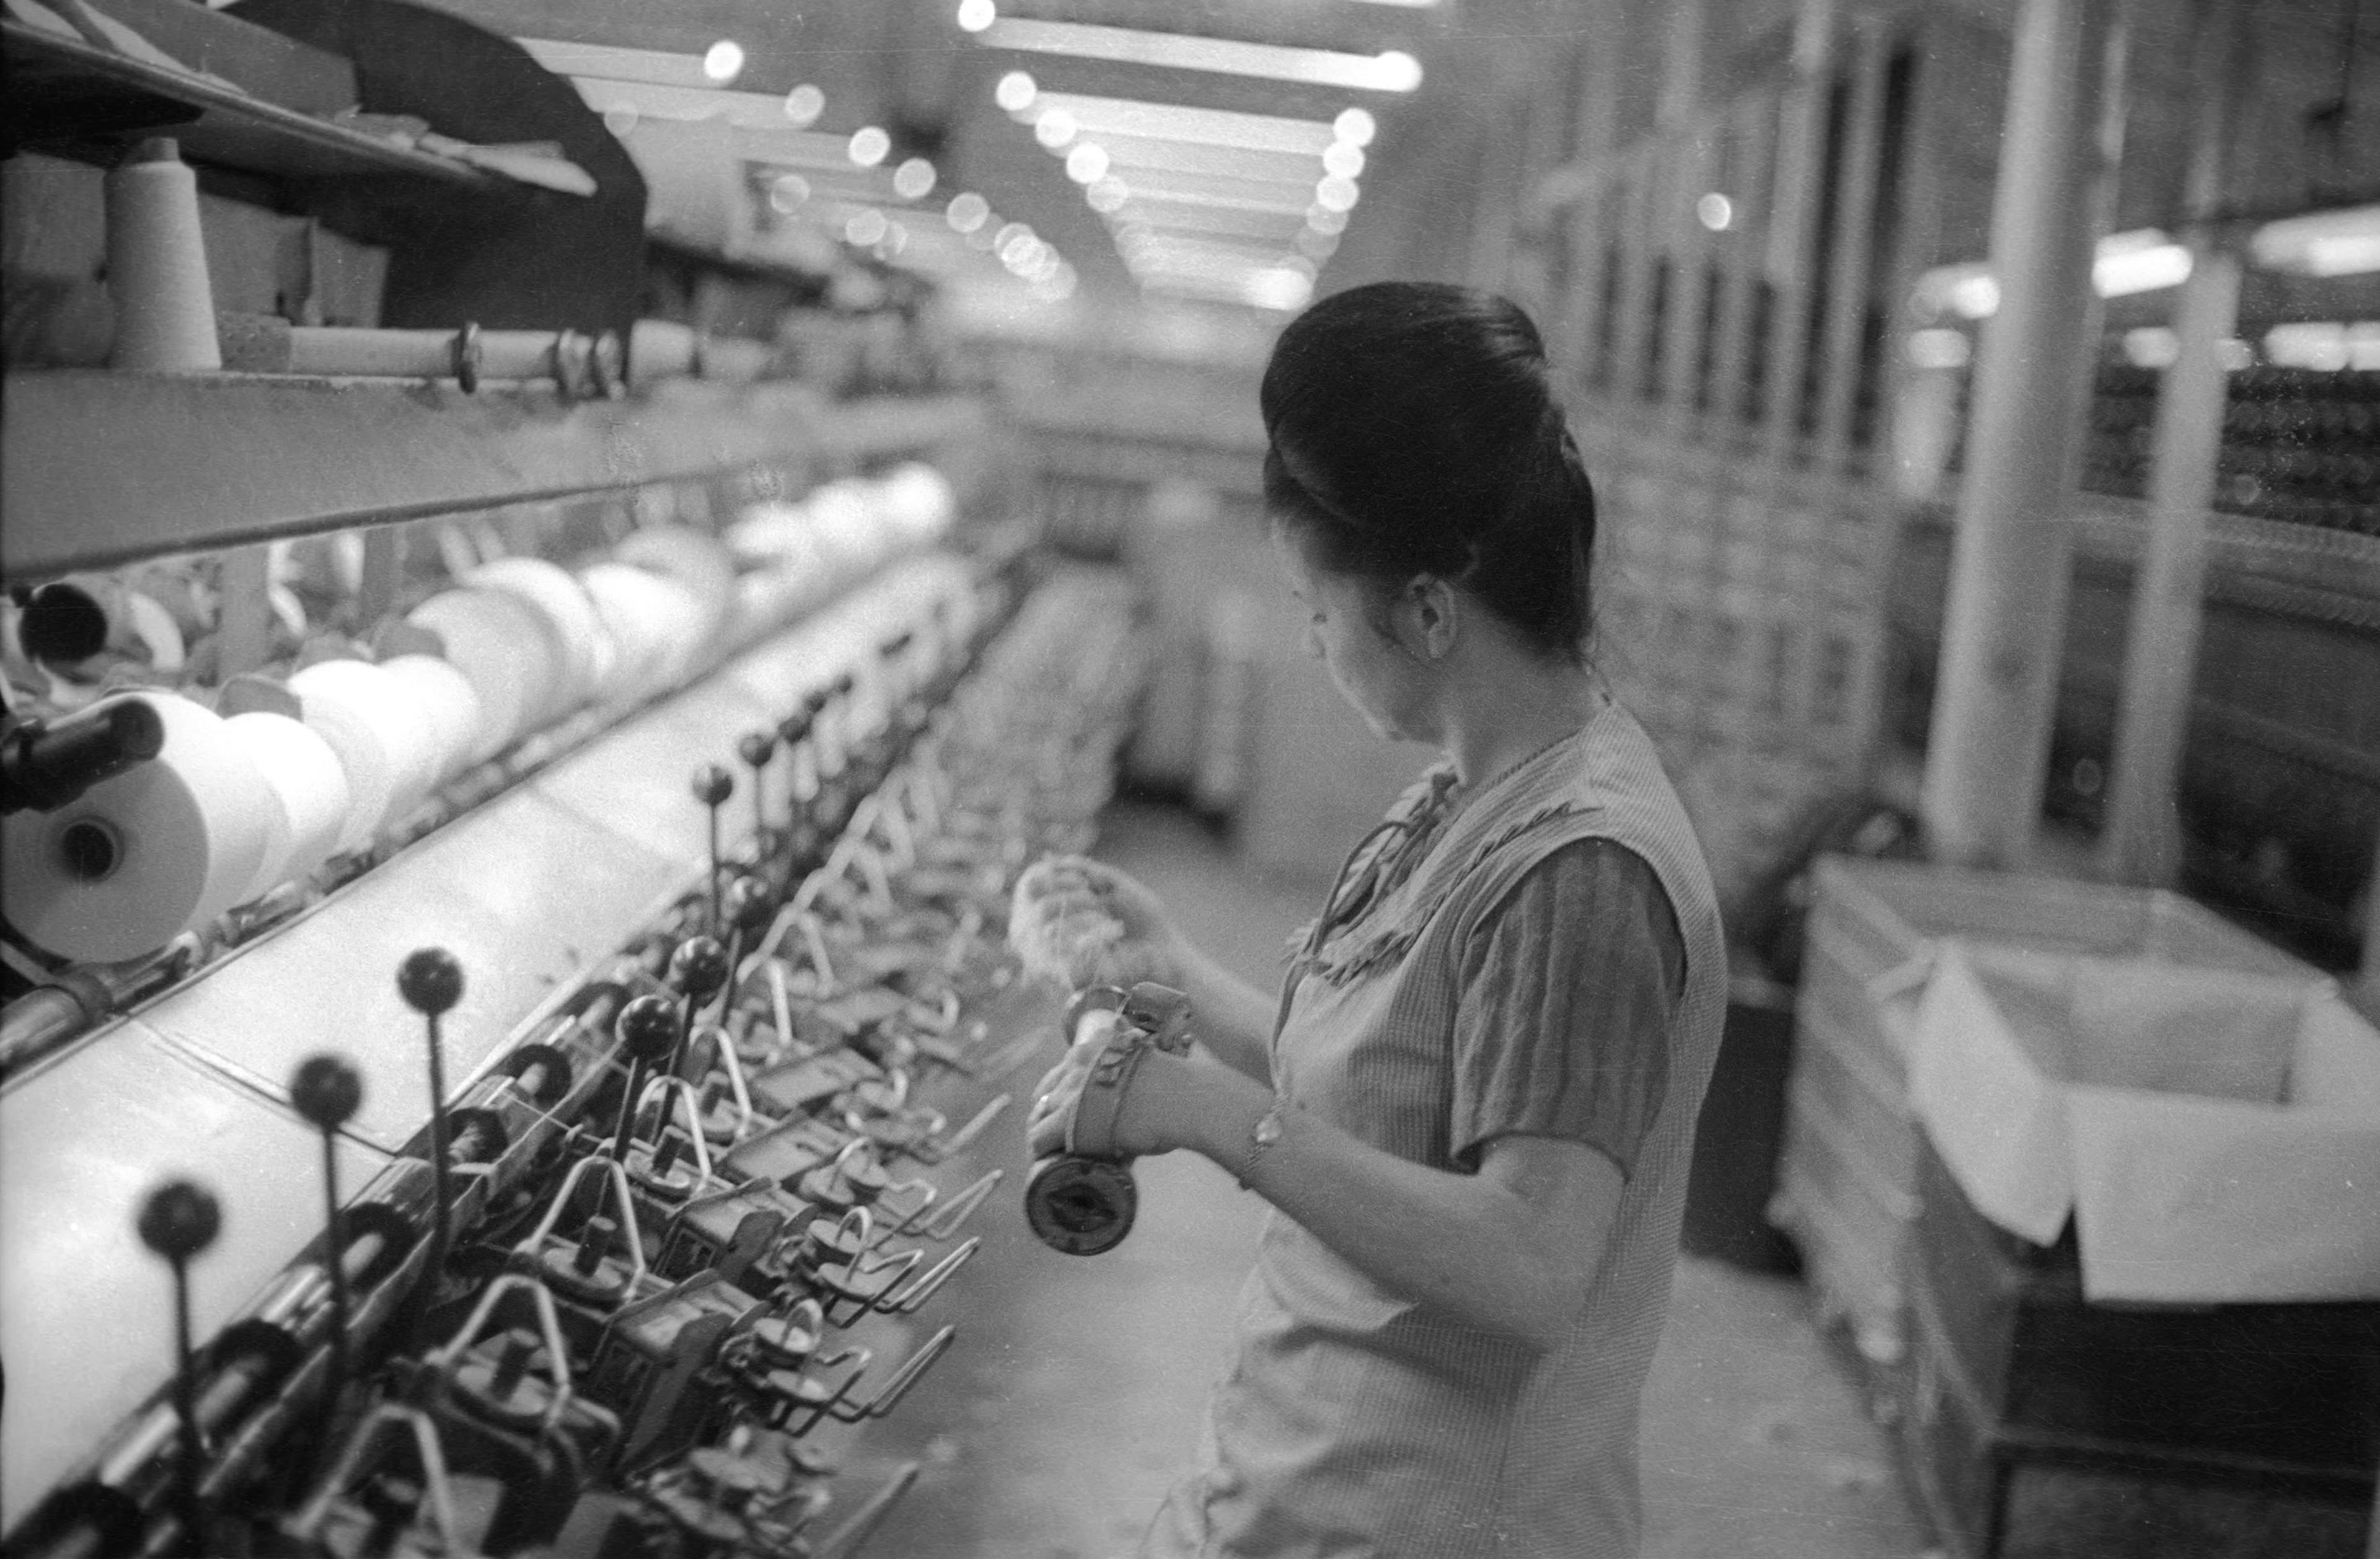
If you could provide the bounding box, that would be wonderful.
[848,801,1937,1559]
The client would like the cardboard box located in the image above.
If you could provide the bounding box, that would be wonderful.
[1910,942,2380,1304]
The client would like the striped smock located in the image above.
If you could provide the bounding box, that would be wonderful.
[1144,701,1727,1558]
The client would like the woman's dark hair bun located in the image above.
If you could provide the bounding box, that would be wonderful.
[1261,281,1597,661]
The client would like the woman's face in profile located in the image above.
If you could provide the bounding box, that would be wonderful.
[1274,524,1428,745]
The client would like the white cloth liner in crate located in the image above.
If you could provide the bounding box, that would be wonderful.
[1910,940,2380,1304]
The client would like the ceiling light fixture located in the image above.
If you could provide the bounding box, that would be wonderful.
[946,192,990,232]
[1321,141,1365,180]
[1025,93,1336,156]
[2093,230,2192,296]
[979,19,1422,93]
[995,69,1038,113]
[702,40,746,84]
[2249,205,2380,278]
[1033,108,1080,149]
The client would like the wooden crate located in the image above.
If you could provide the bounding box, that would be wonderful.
[1776,858,2314,1370]
[1897,1136,2379,1559]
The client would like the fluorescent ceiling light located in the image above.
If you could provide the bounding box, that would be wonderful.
[2250,205,2380,278]
[1914,227,2202,320]
[570,77,828,135]
[995,69,1038,112]
[1122,240,1296,275]
[982,19,1421,92]
[702,41,745,84]
[518,38,712,88]
[1091,161,1319,207]
[1141,270,1313,311]
[2093,229,2190,296]
[1029,93,1336,156]
[1091,133,1323,184]
[1321,141,1365,179]
[1114,198,1303,240]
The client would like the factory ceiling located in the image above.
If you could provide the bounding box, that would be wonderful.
[411,0,1574,317]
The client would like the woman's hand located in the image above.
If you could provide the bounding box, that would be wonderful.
[1008,855,1186,991]
[1025,1012,1223,1160]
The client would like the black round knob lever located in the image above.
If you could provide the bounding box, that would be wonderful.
[615,993,682,1063]
[723,874,778,935]
[290,1054,363,1131]
[397,947,465,1016]
[667,936,731,1002]
[690,764,734,808]
[138,1180,222,1263]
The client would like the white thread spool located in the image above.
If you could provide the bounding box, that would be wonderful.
[288,658,430,852]
[464,558,612,717]
[377,654,484,785]
[578,562,707,700]
[223,710,351,902]
[407,588,563,759]
[612,528,741,669]
[1,692,271,961]
[105,139,222,373]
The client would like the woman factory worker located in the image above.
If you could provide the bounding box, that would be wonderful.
[1014,281,1727,1558]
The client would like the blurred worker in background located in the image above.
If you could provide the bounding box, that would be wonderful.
[1017,281,1726,1558]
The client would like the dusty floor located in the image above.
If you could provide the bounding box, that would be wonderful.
[847,802,1937,1558]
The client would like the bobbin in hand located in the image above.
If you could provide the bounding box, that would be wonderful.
[1026,1007,1184,1160]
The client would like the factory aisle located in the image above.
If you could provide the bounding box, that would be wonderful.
[857,802,1936,1559]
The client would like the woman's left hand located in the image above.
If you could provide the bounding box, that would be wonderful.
[1026,1017,1211,1160]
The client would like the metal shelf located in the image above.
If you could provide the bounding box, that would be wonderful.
[0,372,990,577]
[1,19,495,188]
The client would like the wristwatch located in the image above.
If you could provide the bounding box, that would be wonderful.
[1236,1100,1286,1190]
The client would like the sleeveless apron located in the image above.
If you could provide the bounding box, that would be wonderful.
[1145,702,1727,1558]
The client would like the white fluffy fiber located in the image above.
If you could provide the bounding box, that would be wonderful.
[1007,859,1158,989]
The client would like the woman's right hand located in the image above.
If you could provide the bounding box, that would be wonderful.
[1008,855,1184,991]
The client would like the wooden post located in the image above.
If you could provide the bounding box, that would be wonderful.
[1918,0,2128,868]
[357,524,405,627]
[1705,95,1778,440]
[1756,0,1840,472]
[1800,21,1894,757]
[1660,120,1719,439]
[215,544,272,682]
[1849,23,1947,774]
[1558,6,1625,392]
[1606,148,1662,406]
[1811,23,1893,477]
[2100,0,2249,886]
[1559,175,1617,391]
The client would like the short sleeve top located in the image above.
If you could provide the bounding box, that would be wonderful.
[1449,837,1685,1178]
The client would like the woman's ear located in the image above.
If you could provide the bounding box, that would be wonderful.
[1405,575,1459,662]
